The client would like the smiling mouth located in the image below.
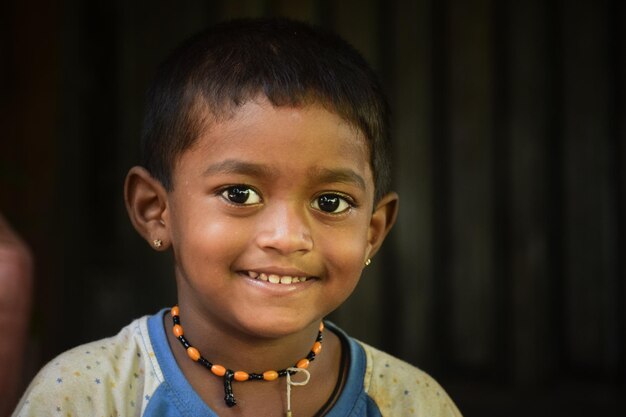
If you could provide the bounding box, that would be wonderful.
[244,271,313,284]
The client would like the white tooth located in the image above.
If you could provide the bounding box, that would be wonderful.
[268,274,280,284]
[292,277,300,283]
[280,276,293,284]
[259,273,269,281]
[249,271,259,278]
[300,277,307,282]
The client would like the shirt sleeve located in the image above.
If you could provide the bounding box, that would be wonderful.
[359,341,463,417]
[12,319,157,417]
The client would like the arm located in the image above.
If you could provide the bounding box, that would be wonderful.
[0,213,33,417]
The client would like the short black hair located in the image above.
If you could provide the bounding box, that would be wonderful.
[140,17,392,202]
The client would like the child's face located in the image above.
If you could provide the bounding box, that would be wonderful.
[160,97,395,338]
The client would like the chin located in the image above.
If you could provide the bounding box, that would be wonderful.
[235,313,320,340]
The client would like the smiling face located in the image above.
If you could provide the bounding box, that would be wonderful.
[139,97,396,339]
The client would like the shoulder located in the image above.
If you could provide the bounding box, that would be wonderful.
[356,340,462,417]
[12,315,163,417]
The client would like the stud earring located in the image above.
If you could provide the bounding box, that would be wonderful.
[153,239,163,248]
[364,258,371,266]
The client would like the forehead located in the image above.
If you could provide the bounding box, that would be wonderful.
[175,98,372,184]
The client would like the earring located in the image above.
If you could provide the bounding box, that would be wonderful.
[364,258,371,266]
[153,239,163,248]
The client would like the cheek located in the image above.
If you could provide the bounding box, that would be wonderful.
[171,208,249,273]
[321,236,366,310]
[319,223,369,272]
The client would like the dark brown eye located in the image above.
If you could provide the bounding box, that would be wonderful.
[221,186,261,205]
[312,194,351,214]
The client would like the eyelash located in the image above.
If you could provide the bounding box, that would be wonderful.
[219,185,262,206]
[218,185,356,214]
[310,193,355,215]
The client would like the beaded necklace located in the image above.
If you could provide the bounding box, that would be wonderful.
[170,306,324,409]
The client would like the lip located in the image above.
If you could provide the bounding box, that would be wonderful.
[243,266,313,277]
[237,270,318,295]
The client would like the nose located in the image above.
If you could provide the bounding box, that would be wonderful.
[255,201,313,255]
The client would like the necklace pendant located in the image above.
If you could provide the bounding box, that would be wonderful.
[224,369,237,407]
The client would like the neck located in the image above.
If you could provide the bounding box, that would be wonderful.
[168,304,322,373]
[165,303,344,415]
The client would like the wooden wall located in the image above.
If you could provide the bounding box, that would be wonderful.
[1,0,624,415]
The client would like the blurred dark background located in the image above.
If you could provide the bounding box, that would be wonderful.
[1,0,624,415]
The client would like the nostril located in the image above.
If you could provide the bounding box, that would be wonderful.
[255,229,313,254]
[255,205,314,254]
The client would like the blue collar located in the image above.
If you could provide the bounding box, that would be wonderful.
[147,308,367,416]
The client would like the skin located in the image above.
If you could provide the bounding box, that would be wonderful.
[0,213,33,417]
[125,97,398,416]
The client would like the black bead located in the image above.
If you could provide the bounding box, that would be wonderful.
[199,357,212,369]
[179,337,190,349]
[223,369,237,407]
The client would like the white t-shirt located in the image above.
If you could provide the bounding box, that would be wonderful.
[13,309,462,417]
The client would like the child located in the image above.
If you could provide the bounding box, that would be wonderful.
[13,18,462,417]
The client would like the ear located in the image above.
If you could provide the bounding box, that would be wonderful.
[365,192,399,260]
[124,166,170,250]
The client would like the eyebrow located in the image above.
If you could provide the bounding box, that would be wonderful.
[309,167,366,191]
[202,159,366,190]
[202,159,274,178]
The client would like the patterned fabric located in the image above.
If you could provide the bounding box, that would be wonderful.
[12,310,461,417]
[360,341,462,417]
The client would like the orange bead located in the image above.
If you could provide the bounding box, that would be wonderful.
[263,370,278,381]
[173,324,184,337]
[319,322,324,332]
[171,306,180,317]
[211,365,226,376]
[312,341,322,355]
[234,371,249,381]
[296,358,309,369]
[187,347,200,361]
